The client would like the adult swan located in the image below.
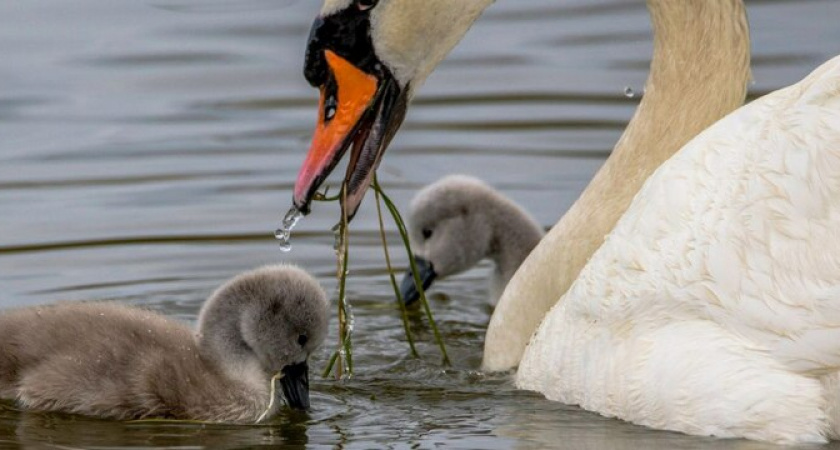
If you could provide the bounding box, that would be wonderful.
[292,0,840,443]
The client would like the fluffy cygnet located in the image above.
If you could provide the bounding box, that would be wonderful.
[401,175,544,306]
[0,265,329,423]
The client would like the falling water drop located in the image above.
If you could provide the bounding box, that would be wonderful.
[332,222,344,251]
[346,302,355,334]
[624,86,636,98]
[275,207,303,252]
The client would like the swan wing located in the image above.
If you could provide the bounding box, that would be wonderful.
[540,55,840,377]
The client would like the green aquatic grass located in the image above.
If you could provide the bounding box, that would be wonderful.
[372,178,451,366]
[255,372,283,423]
[314,179,450,376]
[333,185,353,379]
[374,181,419,359]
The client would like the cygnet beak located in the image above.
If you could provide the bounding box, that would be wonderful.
[280,360,310,410]
[399,256,437,306]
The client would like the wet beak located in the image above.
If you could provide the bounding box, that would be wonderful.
[280,360,310,411]
[399,256,437,306]
[294,51,408,219]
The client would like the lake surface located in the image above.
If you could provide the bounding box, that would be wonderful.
[2,0,840,448]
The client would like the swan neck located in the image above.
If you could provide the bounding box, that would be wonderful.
[619,0,751,163]
[196,298,252,373]
[483,0,750,372]
[488,202,543,284]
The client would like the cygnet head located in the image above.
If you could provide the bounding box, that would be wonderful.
[399,175,543,305]
[294,0,495,218]
[196,265,329,411]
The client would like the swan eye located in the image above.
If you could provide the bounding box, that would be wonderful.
[422,228,433,240]
[297,335,308,347]
[356,0,378,11]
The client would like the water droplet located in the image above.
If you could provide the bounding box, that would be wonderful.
[345,303,355,334]
[275,207,304,252]
[624,86,636,98]
[332,223,343,251]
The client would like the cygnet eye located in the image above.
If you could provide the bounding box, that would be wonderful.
[297,335,308,347]
[356,0,378,12]
[422,228,433,240]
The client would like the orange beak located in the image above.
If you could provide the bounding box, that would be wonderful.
[293,51,379,213]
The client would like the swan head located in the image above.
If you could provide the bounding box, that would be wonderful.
[399,175,497,304]
[197,265,329,411]
[294,0,494,218]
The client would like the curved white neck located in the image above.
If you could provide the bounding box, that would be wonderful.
[483,0,751,371]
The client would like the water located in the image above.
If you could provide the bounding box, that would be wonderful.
[2,0,840,448]
[275,207,304,252]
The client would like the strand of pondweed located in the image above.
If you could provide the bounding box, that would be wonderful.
[372,179,451,366]
[342,187,354,376]
[315,184,354,379]
[313,185,341,202]
[255,372,283,423]
[322,349,340,378]
[312,186,342,378]
[312,185,352,379]
[334,184,353,379]
[374,178,419,358]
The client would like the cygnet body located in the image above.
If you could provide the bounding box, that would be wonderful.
[401,175,544,306]
[0,265,329,423]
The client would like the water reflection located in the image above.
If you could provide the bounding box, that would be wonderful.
[4,407,310,448]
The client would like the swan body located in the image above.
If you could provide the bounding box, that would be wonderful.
[518,56,840,444]
[400,175,544,306]
[0,265,329,423]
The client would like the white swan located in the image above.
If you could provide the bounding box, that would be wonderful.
[293,0,840,443]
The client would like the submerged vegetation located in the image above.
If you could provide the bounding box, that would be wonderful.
[315,179,450,380]
[372,178,451,367]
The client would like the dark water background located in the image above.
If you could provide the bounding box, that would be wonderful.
[2,0,840,448]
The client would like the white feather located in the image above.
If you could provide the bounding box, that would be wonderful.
[517,56,840,444]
